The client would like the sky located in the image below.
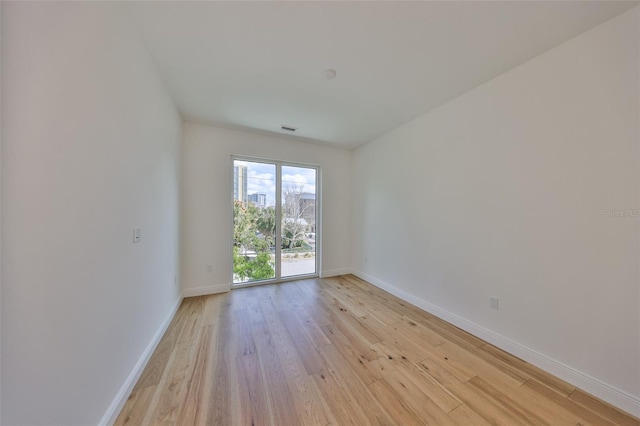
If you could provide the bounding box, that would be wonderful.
[235,160,317,207]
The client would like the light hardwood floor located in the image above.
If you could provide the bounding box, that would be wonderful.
[115,275,639,425]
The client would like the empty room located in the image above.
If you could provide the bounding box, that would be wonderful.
[1,1,639,425]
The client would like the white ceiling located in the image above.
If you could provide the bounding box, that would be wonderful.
[125,1,637,148]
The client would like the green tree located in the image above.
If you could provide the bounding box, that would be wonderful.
[233,201,274,281]
[255,206,276,247]
[233,248,274,281]
[233,201,253,248]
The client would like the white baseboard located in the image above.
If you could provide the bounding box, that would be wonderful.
[182,283,230,298]
[320,267,354,278]
[99,295,183,426]
[352,270,640,418]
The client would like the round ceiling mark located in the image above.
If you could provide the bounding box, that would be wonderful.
[323,68,337,80]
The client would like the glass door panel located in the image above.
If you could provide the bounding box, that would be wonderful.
[281,165,317,278]
[232,160,276,284]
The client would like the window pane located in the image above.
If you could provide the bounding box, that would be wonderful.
[281,165,317,277]
[233,160,276,284]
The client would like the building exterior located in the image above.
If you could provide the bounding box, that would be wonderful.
[299,192,316,231]
[248,193,267,208]
[284,191,316,233]
[233,165,248,204]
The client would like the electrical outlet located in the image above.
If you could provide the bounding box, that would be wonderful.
[133,228,141,243]
[489,297,499,310]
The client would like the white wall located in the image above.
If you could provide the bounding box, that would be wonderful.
[182,123,352,293]
[353,7,640,414]
[1,3,182,425]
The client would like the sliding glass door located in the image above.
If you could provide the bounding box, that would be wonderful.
[232,159,277,283]
[232,158,318,286]
[281,165,317,278]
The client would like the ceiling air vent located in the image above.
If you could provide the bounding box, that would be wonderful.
[281,125,297,132]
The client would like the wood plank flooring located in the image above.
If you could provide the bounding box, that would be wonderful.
[115,275,639,426]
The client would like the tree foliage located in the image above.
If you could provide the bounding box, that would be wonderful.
[256,207,276,247]
[282,184,312,250]
[233,248,274,281]
[233,187,315,281]
[233,201,275,281]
